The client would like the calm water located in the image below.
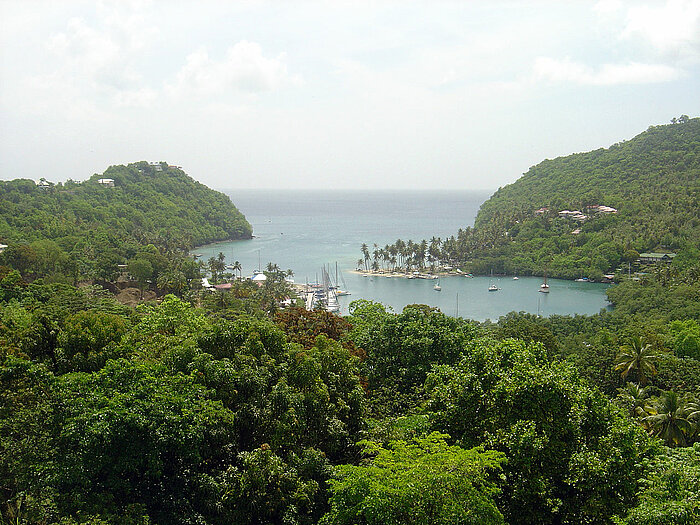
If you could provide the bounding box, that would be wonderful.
[196,189,611,321]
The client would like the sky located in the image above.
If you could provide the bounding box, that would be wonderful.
[1,1,699,191]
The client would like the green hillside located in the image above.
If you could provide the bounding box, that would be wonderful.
[458,117,700,278]
[0,161,251,281]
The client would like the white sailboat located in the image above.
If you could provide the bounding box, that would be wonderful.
[307,266,340,312]
[539,268,550,293]
[488,270,499,291]
[323,266,340,312]
[434,277,442,291]
[333,262,351,296]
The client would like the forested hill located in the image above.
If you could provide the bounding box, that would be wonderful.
[0,161,251,251]
[460,117,700,278]
[476,117,699,229]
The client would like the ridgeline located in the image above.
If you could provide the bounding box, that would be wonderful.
[359,116,700,281]
[465,116,700,278]
[0,161,251,281]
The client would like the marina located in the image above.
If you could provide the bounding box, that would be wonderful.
[196,190,612,321]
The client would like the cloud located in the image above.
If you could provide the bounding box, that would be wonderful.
[593,0,623,16]
[167,41,299,99]
[114,87,158,108]
[40,1,160,113]
[48,17,125,85]
[615,0,700,62]
[532,57,679,85]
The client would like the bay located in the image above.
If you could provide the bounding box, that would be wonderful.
[195,189,612,321]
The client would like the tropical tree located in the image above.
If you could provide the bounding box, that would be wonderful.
[128,258,153,298]
[425,337,654,524]
[618,444,700,524]
[320,432,506,525]
[157,269,188,297]
[643,391,700,447]
[232,260,242,280]
[361,244,370,271]
[615,336,659,385]
[616,382,652,420]
[207,256,226,283]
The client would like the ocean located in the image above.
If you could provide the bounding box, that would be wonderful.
[195,189,611,321]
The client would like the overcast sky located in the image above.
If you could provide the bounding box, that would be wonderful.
[1,1,699,190]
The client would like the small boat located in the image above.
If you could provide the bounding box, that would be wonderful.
[488,270,499,291]
[539,268,550,293]
[434,277,442,291]
[513,276,519,280]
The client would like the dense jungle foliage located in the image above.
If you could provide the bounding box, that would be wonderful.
[359,117,699,280]
[0,162,251,283]
[2,128,700,525]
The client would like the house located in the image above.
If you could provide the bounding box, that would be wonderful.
[36,179,52,189]
[559,210,587,221]
[535,207,549,215]
[638,253,676,264]
[98,178,115,187]
[586,204,618,214]
[149,162,163,172]
[0,244,7,254]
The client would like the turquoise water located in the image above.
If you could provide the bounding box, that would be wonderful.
[196,189,611,321]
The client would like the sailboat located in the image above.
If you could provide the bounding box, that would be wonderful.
[488,270,499,291]
[539,268,550,293]
[433,276,442,291]
[322,266,340,312]
[332,262,351,296]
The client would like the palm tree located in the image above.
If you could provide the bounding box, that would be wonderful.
[232,260,242,280]
[643,391,699,447]
[361,244,370,271]
[614,336,659,385]
[208,256,219,283]
[616,383,652,421]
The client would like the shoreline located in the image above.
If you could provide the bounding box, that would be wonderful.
[190,235,254,256]
[349,269,614,283]
[349,269,463,279]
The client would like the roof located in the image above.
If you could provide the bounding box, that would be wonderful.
[639,252,676,258]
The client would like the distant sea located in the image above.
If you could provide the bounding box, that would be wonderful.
[195,189,611,321]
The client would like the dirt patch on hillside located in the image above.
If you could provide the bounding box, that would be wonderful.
[115,287,157,307]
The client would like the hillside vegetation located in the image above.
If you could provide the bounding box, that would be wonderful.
[359,117,699,281]
[462,117,700,278]
[1,143,700,523]
[0,161,251,282]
